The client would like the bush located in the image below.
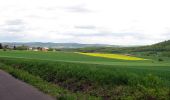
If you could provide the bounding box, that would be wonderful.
[158,58,163,61]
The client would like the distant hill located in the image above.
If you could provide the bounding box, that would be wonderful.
[2,40,170,53]
[153,40,170,47]
[130,40,170,52]
[1,42,116,48]
[65,40,170,54]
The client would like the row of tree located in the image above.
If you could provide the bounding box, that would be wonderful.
[0,43,2,49]
[0,43,57,51]
[0,43,29,50]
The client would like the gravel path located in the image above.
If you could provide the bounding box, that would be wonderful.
[0,70,55,100]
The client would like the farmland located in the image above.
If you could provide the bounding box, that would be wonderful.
[0,50,170,99]
[76,52,147,60]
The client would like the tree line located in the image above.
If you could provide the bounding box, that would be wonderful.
[0,43,29,51]
[0,43,57,51]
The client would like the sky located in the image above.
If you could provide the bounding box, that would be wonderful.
[0,0,170,45]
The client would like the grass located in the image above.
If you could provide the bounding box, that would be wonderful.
[0,50,170,99]
[76,52,146,60]
[0,50,169,67]
[0,63,100,100]
[0,50,150,63]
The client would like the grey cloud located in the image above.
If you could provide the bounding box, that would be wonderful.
[39,6,58,11]
[68,33,105,37]
[75,25,96,29]
[62,32,155,43]
[3,26,25,32]
[39,4,92,13]
[55,31,139,37]
[61,5,93,13]
[0,33,25,42]
[0,19,27,42]
[5,19,25,26]
[160,32,170,41]
[163,32,170,37]
[66,6,91,13]
[2,19,27,33]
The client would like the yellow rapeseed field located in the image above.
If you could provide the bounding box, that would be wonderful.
[77,52,146,60]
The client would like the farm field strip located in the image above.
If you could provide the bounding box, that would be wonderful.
[0,56,170,75]
[0,50,158,62]
[0,51,170,73]
[77,52,147,60]
[0,54,170,69]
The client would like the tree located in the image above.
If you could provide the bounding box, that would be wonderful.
[48,48,54,51]
[158,58,163,62]
[3,45,9,51]
[0,43,3,49]
[15,45,28,50]
[13,45,16,50]
[4,45,9,49]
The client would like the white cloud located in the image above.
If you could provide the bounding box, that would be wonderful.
[0,0,170,45]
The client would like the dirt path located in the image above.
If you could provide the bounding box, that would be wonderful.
[0,70,55,100]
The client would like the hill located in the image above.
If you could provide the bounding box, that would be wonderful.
[128,40,170,52]
[65,40,170,57]
[1,42,115,48]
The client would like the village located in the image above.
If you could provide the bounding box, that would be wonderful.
[0,43,54,52]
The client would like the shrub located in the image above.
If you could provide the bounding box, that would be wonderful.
[158,58,163,61]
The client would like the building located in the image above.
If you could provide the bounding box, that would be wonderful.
[29,47,33,50]
[41,47,49,52]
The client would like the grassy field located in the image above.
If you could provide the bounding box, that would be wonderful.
[0,50,169,66]
[0,50,170,99]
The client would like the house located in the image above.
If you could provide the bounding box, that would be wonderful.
[29,47,33,50]
[29,47,49,52]
[31,47,39,51]
[33,49,38,51]
[42,47,49,52]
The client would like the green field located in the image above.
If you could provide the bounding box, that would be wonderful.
[0,50,169,66]
[0,50,170,99]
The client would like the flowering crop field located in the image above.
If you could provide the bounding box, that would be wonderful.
[77,52,147,60]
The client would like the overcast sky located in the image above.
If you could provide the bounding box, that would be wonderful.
[0,0,170,45]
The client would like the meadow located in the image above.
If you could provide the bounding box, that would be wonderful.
[0,50,170,99]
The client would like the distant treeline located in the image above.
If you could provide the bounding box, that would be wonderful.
[61,40,169,52]
[0,43,61,52]
[128,40,170,52]
[0,43,29,50]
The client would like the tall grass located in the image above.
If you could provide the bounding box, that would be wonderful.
[0,63,100,100]
[0,57,170,99]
